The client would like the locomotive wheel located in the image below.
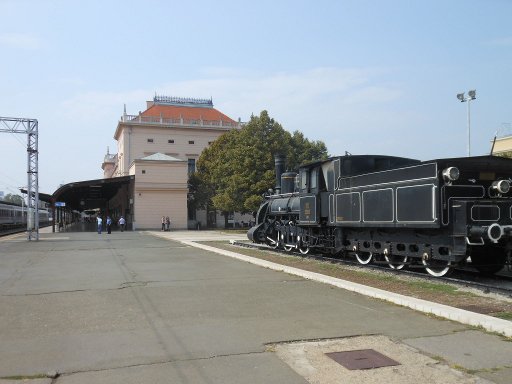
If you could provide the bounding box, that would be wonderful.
[384,254,408,270]
[355,252,373,265]
[283,245,294,252]
[422,259,452,277]
[470,247,506,275]
[298,245,310,254]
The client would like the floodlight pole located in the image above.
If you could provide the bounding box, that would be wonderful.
[0,117,39,240]
[467,98,472,156]
[457,90,476,157]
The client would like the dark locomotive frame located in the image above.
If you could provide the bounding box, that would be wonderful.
[248,154,512,277]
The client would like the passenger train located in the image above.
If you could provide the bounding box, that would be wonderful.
[0,201,50,232]
[248,154,512,277]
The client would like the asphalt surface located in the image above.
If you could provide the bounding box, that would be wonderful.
[0,228,511,383]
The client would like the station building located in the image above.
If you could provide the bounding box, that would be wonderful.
[51,95,252,231]
[100,95,245,230]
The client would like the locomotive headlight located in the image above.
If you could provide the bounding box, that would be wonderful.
[442,167,460,182]
[492,180,510,194]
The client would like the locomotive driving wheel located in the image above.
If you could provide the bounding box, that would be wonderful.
[384,249,407,270]
[283,245,294,252]
[298,243,310,254]
[283,221,296,252]
[422,258,452,277]
[355,251,373,265]
[265,219,279,249]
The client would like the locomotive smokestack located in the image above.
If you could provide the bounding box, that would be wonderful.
[274,154,285,195]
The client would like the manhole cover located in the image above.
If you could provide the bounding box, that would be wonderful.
[326,349,400,370]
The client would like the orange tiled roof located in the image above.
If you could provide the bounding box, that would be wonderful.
[141,104,236,123]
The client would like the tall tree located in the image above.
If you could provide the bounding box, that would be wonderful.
[194,111,328,219]
[3,193,24,205]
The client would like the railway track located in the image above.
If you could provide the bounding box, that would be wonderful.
[231,241,512,298]
[0,227,27,237]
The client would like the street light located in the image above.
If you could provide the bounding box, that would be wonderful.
[457,89,476,156]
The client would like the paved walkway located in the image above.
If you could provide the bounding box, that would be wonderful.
[0,229,511,383]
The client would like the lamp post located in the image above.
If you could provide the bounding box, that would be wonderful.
[456,89,476,157]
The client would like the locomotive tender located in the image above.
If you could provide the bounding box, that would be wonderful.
[248,154,512,277]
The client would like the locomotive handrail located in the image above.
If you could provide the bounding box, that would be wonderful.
[465,237,485,246]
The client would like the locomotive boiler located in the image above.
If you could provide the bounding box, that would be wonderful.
[248,154,512,277]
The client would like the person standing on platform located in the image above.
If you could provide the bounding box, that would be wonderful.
[97,216,103,234]
[118,216,126,232]
[165,216,170,231]
[106,216,112,234]
[161,216,165,231]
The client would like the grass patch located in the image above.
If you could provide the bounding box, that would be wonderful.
[205,241,464,292]
[492,312,512,320]
[407,281,472,296]
[451,364,480,375]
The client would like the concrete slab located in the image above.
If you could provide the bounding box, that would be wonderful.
[163,235,512,337]
[477,367,512,384]
[273,335,492,384]
[404,330,512,370]
[0,230,510,383]
[54,353,307,384]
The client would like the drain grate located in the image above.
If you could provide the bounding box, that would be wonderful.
[326,349,400,370]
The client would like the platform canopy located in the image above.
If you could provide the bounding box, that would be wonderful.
[51,176,134,211]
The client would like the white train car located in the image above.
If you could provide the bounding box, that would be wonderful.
[0,201,49,231]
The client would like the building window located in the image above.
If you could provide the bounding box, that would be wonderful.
[188,140,195,144]
[142,170,146,174]
[147,138,154,143]
[188,159,196,175]
[168,139,174,144]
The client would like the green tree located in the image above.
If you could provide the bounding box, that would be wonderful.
[3,193,24,205]
[194,111,328,223]
[287,130,329,170]
[496,151,512,159]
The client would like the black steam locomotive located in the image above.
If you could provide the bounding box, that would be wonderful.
[248,154,512,277]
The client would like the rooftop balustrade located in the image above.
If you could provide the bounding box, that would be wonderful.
[120,114,241,129]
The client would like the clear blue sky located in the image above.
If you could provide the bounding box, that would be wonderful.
[1,0,511,194]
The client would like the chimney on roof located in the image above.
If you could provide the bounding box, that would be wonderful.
[146,100,154,109]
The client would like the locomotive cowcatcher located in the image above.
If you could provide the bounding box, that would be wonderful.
[248,154,512,277]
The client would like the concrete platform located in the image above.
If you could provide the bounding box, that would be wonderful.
[0,229,511,383]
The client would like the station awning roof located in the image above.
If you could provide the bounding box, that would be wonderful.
[51,176,134,211]
[19,189,53,204]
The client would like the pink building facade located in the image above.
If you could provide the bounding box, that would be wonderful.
[102,95,250,229]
